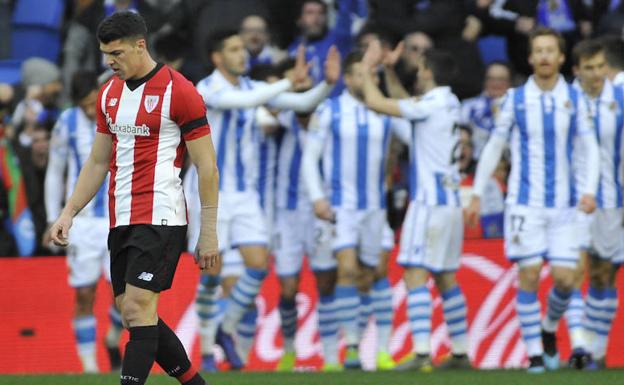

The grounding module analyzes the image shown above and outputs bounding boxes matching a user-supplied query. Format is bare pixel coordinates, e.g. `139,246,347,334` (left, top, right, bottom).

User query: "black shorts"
108,224,187,297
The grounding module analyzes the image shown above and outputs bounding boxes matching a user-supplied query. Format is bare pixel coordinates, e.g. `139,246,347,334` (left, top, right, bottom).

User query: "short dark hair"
600,35,624,70
96,11,147,44
423,50,457,86
71,70,98,104
528,27,566,54
249,63,281,82
486,60,513,79
355,24,397,48
154,33,188,62
300,0,327,15
572,39,604,66
343,51,365,75
206,29,240,55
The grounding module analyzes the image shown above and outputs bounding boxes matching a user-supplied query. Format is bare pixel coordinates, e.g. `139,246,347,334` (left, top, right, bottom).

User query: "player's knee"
552,272,576,293
280,278,299,300
433,272,457,292
75,287,95,316
589,268,610,289
315,270,337,296
518,266,541,291
337,267,358,284
121,296,155,326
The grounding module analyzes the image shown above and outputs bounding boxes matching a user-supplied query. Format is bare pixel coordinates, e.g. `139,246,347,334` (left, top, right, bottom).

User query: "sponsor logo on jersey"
105,112,150,136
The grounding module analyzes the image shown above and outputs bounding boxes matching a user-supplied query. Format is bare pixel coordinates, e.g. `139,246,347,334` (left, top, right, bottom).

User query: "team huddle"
46,10,624,385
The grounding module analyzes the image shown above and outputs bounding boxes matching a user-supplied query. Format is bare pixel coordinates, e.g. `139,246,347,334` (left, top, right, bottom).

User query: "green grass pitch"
1,370,622,385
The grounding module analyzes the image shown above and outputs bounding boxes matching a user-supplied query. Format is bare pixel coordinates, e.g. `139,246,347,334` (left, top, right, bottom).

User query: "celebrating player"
466,28,600,372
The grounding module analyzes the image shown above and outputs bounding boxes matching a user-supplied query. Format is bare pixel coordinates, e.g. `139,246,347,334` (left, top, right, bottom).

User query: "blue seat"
11,27,61,62
478,36,509,65
0,60,23,84
12,0,65,29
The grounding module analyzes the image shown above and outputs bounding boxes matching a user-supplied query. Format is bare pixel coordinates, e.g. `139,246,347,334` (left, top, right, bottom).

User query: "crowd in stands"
1,0,624,256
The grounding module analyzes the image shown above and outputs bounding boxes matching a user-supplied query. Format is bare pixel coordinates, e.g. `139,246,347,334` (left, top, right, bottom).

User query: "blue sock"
565,289,585,349
543,288,572,333
223,268,267,334
73,315,97,368
318,294,339,365
279,298,297,352
358,292,373,338
441,285,468,355
407,285,431,355
517,289,543,357
197,274,221,355
372,278,393,353
335,285,360,346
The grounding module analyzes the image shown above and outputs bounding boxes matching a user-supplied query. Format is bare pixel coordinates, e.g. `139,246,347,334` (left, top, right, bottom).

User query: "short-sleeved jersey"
309,91,406,210
614,71,624,87
46,107,108,220
97,64,210,228
196,70,259,193
575,80,624,208
398,86,462,207
492,76,591,208
253,122,279,212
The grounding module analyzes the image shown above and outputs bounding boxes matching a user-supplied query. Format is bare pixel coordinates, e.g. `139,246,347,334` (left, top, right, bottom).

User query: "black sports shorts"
108,224,187,297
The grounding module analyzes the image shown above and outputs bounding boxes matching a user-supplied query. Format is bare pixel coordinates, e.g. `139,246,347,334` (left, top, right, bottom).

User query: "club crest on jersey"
144,95,159,113
108,98,118,107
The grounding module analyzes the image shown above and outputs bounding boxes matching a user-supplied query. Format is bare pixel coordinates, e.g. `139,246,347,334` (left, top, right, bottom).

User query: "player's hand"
49,213,73,247
313,199,335,223
578,194,597,214
324,45,341,85
195,245,221,274
462,15,482,42
464,196,481,228
290,44,311,88
362,39,383,70
382,41,404,68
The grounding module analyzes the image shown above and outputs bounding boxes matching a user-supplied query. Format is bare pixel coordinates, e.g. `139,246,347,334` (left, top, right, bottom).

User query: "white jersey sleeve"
44,112,70,222
576,99,600,196
196,76,292,110
390,117,412,144
397,97,431,121
302,102,331,202
491,89,515,139
269,81,333,113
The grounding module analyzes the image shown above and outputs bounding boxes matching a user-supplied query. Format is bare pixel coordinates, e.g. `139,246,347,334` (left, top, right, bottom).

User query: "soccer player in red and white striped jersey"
49,11,218,385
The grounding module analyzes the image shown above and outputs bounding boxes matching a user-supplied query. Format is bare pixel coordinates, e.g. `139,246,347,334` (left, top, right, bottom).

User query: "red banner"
0,239,622,373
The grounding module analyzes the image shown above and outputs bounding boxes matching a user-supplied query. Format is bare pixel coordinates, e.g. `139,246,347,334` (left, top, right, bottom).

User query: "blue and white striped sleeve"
492,89,515,139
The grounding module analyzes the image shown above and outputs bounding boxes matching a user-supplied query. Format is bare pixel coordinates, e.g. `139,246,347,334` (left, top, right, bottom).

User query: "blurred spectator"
0,0,11,59
601,34,624,85
592,0,624,36
459,126,505,239
14,124,49,255
153,31,204,84
460,61,513,158
240,15,287,71
478,0,590,76
288,0,364,95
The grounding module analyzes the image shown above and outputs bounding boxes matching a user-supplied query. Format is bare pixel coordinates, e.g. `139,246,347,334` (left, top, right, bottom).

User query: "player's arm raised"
360,39,403,117
49,132,112,246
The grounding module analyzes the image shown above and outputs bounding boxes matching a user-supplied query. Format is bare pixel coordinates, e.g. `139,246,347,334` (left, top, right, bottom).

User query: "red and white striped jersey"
96,63,210,228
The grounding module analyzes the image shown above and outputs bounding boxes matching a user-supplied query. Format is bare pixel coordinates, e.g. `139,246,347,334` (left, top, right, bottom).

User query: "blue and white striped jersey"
398,86,462,207
252,120,279,213
492,76,593,208
460,93,500,158
307,91,408,210
575,80,624,209
614,72,624,87
196,70,260,193
275,110,309,210
45,107,108,220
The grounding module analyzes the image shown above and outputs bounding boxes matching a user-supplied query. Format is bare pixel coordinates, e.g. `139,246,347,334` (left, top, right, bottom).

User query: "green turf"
0,370,622,385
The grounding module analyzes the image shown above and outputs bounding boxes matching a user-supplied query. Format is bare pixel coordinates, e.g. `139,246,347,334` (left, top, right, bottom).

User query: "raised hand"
362,38,383,70
291,44,311,87
324,45,341,85
383,41,404,67
464,196,481,228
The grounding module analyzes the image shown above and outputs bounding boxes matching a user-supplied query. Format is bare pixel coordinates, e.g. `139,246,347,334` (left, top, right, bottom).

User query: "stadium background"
1,0,624,381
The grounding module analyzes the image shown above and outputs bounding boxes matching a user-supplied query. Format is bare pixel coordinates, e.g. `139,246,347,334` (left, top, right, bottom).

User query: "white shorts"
576,211,593,250
397,203,463,273
274,206,336,277
222,248,245,278
504,205,580,268
67,217,110,287
382,222,395,252
589,208,624,260
217,191,269,251
334,208,387,268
